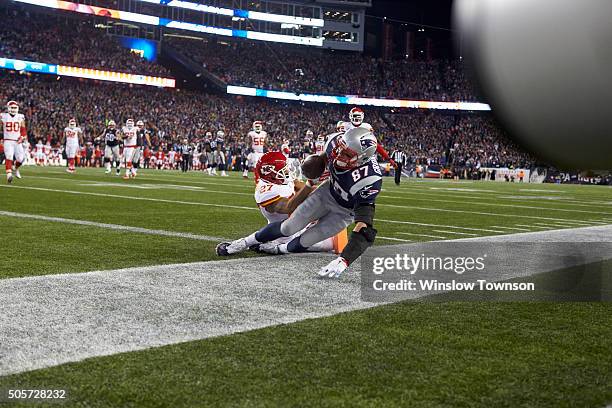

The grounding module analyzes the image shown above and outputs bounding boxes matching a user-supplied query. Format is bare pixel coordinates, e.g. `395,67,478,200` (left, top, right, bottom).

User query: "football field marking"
0,211,225,242
432,229,480,236
1,224,610,377
397,232,448,239
0,185,257,211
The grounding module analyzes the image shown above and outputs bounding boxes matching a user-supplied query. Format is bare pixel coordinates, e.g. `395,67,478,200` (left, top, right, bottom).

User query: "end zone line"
0,211,225,242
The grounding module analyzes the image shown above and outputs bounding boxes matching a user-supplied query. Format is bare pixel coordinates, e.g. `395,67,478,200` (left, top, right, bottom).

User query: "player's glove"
389,159,398,169
318,257,349,279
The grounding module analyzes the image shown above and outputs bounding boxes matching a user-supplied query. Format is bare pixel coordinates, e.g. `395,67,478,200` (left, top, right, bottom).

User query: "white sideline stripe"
0,185,257,211
2,224,610,377
377,219,505,234
515,224,549,229
490,226,532,232
377,236,412,242
432,230,479,236
397,232,447,239
0,211,225,242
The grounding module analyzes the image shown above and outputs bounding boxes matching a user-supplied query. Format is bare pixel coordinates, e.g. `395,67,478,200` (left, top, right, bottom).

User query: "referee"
390,147,407,185
179,139,192,172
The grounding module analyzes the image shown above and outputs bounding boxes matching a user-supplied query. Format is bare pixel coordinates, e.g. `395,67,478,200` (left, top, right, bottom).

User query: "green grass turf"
1,166,610,278
0,302,610,407
1,167,611,407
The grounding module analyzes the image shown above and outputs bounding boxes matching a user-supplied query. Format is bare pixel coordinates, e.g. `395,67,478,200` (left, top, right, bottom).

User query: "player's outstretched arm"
318,203,377,279
268,182,314,215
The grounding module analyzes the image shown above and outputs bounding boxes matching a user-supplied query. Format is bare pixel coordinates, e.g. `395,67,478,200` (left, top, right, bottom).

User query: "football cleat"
105,169,111,174
6,173,13,184
14,169,21,179
216,238,248,256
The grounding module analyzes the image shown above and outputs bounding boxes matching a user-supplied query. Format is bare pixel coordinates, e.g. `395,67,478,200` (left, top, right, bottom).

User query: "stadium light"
0,57,176,88
13,0,323,47
136,0,325,27
226,85,492,111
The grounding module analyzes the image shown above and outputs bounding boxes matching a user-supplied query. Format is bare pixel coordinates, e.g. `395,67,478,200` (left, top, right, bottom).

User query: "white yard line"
490,226,532,232
431,230,480,236
378,201,610,223
376,219,507,234
515,224,550,229
0,211,225,242
377,236,412,242
397,232,447,239
0,185,257,211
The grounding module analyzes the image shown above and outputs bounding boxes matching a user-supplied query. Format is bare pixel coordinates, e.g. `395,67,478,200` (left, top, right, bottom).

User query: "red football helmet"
349,107,364,126
255,151,290,185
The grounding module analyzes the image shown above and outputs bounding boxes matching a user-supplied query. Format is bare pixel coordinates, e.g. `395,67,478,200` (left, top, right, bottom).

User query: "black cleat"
7,174,13,184
216,242,231,256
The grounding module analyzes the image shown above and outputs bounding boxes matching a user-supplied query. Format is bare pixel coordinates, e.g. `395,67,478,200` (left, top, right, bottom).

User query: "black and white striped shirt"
391,150,407,166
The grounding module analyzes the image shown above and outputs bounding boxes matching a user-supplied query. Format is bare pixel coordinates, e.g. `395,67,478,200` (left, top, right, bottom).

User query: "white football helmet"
317,134,326,143
108,120,116,129
136,120,145,129
205,131,212,138
253,121,263,133
126,118,135,127
336,121,346,133
331,127,377,170
216,130,225,138
7,100,19,115
68,118,77,127
349,107,364,126
305,130,314,139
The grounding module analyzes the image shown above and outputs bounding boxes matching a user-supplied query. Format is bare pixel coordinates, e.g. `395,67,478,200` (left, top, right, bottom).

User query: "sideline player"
251,151,347,254
344,107,396,168
121,119,138,179
243,121,267,178
101,120,121,175
0,101,26,183
132,120,150,178
62,118,83,173
217,127,381,279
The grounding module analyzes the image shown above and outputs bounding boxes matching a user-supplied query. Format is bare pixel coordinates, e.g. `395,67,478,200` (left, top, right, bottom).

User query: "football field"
1,167,611,407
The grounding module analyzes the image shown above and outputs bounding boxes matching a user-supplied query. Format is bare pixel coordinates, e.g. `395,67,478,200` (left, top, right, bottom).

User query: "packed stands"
0,8,170,77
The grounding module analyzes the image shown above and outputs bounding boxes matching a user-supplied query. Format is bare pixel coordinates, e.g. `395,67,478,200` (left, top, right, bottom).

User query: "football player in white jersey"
343,107,373,133
241,151,347,254
121,119,138,179
243,121,267,178
35,140,45,166
0,101,26,183
343,107,396,168
61,118,84,173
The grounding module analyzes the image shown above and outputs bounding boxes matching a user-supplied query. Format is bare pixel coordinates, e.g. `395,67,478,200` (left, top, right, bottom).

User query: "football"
301,154,326,179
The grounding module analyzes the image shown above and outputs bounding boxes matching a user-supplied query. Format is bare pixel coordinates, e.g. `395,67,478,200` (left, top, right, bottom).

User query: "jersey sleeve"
255,183,282,208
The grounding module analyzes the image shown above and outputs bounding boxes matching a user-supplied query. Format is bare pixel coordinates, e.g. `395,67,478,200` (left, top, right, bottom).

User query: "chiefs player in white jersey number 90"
0,101,27,183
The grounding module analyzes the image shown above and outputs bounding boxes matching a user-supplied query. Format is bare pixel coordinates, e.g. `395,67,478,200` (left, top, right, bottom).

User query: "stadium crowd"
0,8,170,77
168,38,480,101
1,73,531,172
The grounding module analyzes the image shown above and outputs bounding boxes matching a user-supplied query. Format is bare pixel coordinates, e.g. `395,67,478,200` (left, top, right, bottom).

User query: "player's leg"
104,146,112,173
4,141,15,183
65,145,75,173
132,148,141,177
14,143,25,179
216,182,332,256
113,146,121,175
123,148,134,179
